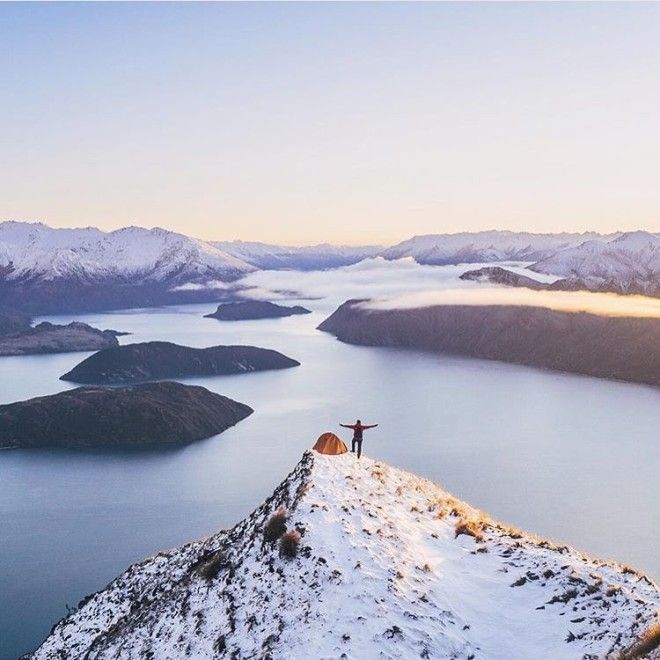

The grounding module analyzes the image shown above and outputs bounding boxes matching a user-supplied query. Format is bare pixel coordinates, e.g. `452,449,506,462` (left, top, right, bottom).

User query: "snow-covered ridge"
213,240,382,270
29,451,659,659
531,231,660,295
382,230,616,265
0,221,254,284
3,222,659,297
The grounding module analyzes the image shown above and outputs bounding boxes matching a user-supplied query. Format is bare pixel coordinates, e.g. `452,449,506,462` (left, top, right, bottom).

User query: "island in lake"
205,300,311,321
318,299,660,387
0,314,123,357
0,321,124,356
61,341,300,384
0,382,253,449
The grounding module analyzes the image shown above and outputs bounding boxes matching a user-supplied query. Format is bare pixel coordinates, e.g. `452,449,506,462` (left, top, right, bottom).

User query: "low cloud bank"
237,257,507,310
231,257,660,318
359,288,660,319
170,280,231,292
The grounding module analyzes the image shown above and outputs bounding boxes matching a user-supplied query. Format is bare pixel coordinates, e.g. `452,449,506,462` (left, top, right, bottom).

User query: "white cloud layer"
239,258,660,319
360,288,660,318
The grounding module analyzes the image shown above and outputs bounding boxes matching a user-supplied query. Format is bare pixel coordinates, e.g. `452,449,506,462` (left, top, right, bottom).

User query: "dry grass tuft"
197,552,225,581
264,506,288,543
620,622,660,659
454,518,485,543
371,467,385,481
279,529,301,560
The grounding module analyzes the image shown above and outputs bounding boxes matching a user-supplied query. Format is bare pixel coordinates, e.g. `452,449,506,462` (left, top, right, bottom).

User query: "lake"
1,262,658,659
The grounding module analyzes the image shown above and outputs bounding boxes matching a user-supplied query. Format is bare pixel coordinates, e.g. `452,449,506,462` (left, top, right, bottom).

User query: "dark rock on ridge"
460,266,547,289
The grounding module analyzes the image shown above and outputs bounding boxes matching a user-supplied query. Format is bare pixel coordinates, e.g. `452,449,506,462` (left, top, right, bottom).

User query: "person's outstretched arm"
365,423,379,429
340,423,353,428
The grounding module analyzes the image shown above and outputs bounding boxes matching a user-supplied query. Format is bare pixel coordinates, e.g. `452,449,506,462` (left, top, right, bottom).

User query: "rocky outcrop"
460,265,660,299
204,300,312,321
0,321,121,356
460,265,660,298
61,341,300,384
0,382,253,449
27,452,660,659
318,300,660,387
460,266,548,289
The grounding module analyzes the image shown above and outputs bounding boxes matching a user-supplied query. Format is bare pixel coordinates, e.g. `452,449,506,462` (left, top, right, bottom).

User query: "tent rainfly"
313,432,348,455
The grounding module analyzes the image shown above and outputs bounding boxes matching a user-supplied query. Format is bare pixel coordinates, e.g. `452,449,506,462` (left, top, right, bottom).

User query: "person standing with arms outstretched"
340,419,378,459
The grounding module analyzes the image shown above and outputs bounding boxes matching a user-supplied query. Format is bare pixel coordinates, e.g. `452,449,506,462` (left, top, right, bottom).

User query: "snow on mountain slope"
531,231,660,294
214,240,382,271
29,451,659,660
382,231,613,265
0,222,254,284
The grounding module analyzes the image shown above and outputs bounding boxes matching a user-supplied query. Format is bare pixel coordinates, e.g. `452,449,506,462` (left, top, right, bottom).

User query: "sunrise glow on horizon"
2,2,660,244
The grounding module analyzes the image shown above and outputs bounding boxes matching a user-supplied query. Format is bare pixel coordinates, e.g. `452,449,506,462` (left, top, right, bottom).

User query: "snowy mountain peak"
612,230,660,247
0,221,254,285
381,230,614,265
531,231,660,295
29,451,660,659
214,240,382,270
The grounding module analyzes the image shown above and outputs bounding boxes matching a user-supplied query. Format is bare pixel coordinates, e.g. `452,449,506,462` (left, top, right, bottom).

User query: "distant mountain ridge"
381,230,616,265
530,231,660,296
2,222,659,313
213,240,381,270
2,223,620,284
0,221,254,285
0,221,259,313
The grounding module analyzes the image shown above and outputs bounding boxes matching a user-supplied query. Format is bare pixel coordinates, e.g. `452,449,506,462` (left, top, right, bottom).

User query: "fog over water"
239,258,556,305
1,260,658,659
360,287,660,317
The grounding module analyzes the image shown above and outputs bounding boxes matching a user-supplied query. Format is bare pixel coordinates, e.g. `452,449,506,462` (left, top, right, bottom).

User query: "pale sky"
1,2,660,245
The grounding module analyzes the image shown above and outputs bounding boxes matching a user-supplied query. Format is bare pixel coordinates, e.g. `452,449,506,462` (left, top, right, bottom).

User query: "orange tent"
313,432,348,455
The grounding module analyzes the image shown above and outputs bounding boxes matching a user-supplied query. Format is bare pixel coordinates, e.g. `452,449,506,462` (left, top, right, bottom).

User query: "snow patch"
29,452,660,660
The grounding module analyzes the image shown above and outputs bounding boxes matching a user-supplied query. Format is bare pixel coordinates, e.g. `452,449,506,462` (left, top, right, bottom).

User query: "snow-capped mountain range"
531,231,660,296
381,230,615,265
1,222,659,313
214,240,381,271
29,451,660,659
0,221,254,285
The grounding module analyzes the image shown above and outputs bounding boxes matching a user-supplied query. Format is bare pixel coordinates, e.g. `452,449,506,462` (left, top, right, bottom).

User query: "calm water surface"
1,268,659,658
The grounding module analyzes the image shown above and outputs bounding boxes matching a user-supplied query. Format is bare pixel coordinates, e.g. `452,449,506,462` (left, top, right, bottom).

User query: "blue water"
1,291,659,658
